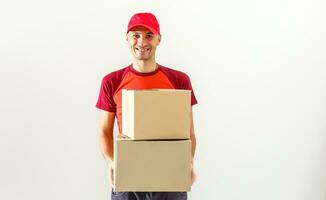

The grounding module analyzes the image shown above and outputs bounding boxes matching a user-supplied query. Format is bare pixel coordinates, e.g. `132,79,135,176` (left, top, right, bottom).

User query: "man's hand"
108,162,115,187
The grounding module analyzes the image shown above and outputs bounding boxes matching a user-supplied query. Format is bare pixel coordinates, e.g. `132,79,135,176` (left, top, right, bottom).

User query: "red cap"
127,13,160,35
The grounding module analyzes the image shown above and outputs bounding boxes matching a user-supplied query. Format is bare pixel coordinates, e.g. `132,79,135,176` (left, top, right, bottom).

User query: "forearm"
99,111,115,164
100,131,114,163
190,129,196,165
190,109,196,165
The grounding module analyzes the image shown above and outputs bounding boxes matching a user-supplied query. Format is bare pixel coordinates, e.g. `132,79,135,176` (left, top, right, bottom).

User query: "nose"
137,35,147,46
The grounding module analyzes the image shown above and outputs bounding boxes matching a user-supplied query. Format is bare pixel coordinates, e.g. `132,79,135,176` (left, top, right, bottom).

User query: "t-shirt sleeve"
180,74,198,106
95,76,116,112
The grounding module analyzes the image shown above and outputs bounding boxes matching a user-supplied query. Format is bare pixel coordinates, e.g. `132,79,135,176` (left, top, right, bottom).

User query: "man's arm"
190,108,197,185
99,111,115,164
190,109,196,163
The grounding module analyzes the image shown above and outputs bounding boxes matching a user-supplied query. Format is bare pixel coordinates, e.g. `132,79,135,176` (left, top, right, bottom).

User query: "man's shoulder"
159,65,190,79
159,65,193,89
101,65,130,83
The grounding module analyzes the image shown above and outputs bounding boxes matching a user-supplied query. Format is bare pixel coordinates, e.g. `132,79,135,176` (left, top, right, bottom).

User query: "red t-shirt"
96,64,198,133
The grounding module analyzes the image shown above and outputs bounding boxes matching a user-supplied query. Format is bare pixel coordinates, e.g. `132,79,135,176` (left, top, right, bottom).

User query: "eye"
146,34,154,39
133,34,140,39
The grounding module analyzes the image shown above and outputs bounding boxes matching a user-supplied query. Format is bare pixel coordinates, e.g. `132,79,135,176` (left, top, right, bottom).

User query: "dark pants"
111,190,187,200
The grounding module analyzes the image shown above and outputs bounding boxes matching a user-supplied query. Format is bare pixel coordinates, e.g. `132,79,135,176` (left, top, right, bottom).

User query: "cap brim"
127,24,159,34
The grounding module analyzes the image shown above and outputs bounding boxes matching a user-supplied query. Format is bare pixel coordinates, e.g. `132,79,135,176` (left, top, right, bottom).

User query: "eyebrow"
132,31,153,35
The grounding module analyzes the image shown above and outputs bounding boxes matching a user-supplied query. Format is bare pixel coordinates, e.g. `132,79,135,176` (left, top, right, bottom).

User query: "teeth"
136,47,149,51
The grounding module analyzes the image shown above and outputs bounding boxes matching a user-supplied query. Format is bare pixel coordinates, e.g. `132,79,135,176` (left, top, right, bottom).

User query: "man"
96,12,198,200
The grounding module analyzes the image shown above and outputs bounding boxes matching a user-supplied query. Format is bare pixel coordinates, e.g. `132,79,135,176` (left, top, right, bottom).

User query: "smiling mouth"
135,47,150,52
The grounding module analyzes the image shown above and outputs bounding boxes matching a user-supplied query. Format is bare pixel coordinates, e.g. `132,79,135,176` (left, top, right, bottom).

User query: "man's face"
126,26,161,61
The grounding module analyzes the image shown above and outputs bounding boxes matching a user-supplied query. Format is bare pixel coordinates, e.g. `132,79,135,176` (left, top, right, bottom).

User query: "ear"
157,34,162,44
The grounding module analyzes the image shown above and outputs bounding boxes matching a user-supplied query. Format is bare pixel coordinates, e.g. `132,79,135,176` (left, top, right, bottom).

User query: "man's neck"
132,59,158,73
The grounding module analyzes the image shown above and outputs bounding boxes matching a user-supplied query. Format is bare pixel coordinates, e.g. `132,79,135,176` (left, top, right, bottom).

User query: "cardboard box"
122,89,191,140
113,138,191,192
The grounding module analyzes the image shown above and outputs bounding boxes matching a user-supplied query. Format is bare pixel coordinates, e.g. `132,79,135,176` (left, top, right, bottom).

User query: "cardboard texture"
122,89,191,140
113,138,191,192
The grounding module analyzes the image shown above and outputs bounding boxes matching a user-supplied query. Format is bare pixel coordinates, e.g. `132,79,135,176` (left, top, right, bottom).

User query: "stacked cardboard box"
113,89,192,192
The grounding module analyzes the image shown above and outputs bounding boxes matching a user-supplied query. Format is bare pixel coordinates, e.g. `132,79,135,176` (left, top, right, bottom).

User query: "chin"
135,57,151,61
134,54,152,60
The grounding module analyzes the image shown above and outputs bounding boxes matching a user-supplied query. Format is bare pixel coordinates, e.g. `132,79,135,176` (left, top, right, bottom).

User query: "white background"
1,0,326,199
